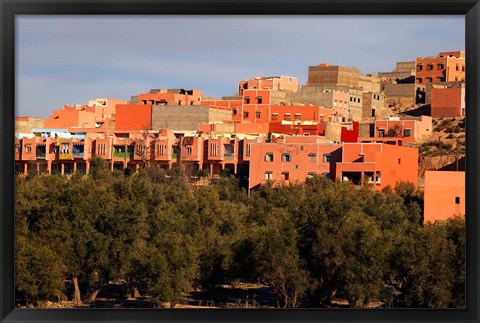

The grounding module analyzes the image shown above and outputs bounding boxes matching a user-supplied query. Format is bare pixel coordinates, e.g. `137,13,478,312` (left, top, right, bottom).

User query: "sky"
16,15,465,118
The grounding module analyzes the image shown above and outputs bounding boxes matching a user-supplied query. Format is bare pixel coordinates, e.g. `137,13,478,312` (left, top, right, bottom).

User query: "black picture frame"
1,0,479,322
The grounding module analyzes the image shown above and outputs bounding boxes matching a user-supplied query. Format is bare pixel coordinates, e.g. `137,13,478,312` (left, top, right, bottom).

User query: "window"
403,129,412,137
426,77,433,83
232,108,238,116
210,143,218,156
416,77,423,83
455,196,460,204
284,113,291,120
308,153,317,162
25,145,32,153
282,153,291,162
358,98,361,104
323,154,331,163
265,171,273,180
243,111,249,118
265,152,274,162
438,63,444,70
246,144,251,157
427,64,433,71
158,144,165,155
294,113,301,120
61,143,69,154
282,172,289,180
417,64,423,71
375,172,381,184
224,144,234,156
186,146,193,155
256,97,263,104
462,65,465,72
438,77,445,82
288,77,292,83
456,64,459,71
15,145,20,153
398,158,401,164
455,76,459,81
256,110,261,118
272,113,278,120
244,96,250,104
379,129,385,137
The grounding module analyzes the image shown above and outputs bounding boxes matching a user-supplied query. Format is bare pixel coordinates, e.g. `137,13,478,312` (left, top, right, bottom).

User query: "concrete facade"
238,75,299,96
424,171,465,224
15,117,45,134
151,105,232,131
430,87,465,118
307,63,380,93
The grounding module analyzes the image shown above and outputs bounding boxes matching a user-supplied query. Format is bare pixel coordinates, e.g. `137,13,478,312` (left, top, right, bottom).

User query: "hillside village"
15,50,466,225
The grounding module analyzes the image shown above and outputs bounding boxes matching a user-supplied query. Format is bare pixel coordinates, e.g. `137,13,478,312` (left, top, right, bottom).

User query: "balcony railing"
224,154,235,161
59,154,73,160
36,152,46,158
113,151,132,158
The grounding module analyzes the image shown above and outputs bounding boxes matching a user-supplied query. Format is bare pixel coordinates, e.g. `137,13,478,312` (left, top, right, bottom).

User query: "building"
415,51,465,86
372,116,432,143
247,136,418,191
306,63,380,93
238,75,299,96
15,117,45,134
378,61,416,83
423,171,465,224
248,136,341,190
132,88,203,106
335,142,419,191
430,86,466,118
152,105,232,131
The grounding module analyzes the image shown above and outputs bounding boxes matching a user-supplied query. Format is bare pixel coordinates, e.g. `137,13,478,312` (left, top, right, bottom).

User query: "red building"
430,86,465,117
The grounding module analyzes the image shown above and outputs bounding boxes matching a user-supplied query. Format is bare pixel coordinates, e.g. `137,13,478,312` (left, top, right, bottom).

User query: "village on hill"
15,50,466,309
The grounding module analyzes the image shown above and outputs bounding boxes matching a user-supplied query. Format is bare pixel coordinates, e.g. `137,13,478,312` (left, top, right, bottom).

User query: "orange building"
44,105,97,128
335,142,419,191
423,171,465,224
373,116,432,143
415,51,465,85
248,136,341,190
44,98,126,129
270,105,335,123
430,86,465,117
136,88,202,106
15,131,95,175
238,75,299,96
115,104,153,131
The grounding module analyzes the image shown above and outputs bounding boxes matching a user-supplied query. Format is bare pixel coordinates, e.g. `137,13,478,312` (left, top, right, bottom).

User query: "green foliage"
15,173,465,309
15,236,65,305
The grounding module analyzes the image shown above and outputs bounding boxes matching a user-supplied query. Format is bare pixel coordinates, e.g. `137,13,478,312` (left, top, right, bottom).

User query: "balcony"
72,146,84,158
36,147,46,159
113,151,132,158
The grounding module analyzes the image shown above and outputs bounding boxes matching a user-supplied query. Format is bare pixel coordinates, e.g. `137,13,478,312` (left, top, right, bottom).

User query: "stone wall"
152,105,232,131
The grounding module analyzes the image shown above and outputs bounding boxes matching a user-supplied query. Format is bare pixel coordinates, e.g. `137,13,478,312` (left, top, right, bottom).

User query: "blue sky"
16,15,465,118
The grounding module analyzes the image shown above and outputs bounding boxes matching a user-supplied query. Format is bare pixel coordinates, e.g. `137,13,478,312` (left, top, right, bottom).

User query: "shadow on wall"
439,156,465,172
399,104,431,117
